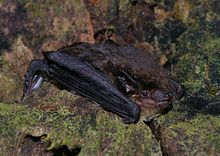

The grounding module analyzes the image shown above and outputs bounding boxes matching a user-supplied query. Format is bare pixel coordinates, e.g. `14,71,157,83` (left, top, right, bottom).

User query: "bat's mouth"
130,89,172,121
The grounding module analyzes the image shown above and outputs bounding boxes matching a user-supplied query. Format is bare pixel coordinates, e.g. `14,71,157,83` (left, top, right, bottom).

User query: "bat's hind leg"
22,59,49,101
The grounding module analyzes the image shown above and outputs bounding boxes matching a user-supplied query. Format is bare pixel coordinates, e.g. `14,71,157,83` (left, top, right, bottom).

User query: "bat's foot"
22,60,49,102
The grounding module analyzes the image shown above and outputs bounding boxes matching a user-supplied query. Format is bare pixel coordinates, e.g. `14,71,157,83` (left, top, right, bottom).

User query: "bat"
22,39,183,123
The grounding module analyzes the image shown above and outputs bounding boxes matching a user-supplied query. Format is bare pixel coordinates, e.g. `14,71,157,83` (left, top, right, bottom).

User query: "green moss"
203,36,220,52
152,1,220,153
26,3,47,19
119,0,130,11
0,101,162,155
0,73,19,103
172,21,220,95
75,111,161,156
156,107,220,154
173,0,192,24
0,53,22,103
24,1,66,18
69,0,84,14
158,112,220,154
0,103,43,155
25,84,161,155
43,109,161,155
172,115,220,141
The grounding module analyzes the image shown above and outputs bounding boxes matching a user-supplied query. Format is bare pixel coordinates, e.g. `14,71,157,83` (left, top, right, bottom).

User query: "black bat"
22,39,183,123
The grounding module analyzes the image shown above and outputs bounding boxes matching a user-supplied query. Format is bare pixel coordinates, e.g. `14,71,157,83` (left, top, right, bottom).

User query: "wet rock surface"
0,0,220,155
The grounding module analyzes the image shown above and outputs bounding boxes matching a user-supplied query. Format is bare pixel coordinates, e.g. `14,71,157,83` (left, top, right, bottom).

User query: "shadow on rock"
177,95,220,118
18,135,81,156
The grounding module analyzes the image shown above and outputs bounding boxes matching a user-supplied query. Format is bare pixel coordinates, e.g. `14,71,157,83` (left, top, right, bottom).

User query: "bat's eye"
141,90,147,97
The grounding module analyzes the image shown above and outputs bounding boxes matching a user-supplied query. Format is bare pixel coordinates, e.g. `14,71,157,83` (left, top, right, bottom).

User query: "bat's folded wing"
44,52,140,123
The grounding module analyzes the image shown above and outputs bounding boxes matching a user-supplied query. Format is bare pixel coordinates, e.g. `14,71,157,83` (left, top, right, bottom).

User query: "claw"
21,60,47,102
26,75,43,96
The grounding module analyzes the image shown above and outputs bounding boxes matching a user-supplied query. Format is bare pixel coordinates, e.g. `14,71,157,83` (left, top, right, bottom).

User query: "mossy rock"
150,0,220,155
156,110,220,155
0,101,162,156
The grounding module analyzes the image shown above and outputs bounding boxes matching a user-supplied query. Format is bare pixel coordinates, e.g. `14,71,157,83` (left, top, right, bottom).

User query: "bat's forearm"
47,53,140,123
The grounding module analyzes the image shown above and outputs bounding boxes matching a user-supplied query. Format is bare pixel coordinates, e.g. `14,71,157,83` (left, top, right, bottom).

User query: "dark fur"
56,40,178,93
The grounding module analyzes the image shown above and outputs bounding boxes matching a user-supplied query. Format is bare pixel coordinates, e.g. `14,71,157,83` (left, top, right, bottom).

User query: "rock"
0,101,162,155
149,0,220,155
0,36,33,102
3,36,34,79
0,0,220,155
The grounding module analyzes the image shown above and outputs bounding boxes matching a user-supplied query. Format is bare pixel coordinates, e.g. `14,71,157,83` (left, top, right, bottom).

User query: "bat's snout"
130,89,172,121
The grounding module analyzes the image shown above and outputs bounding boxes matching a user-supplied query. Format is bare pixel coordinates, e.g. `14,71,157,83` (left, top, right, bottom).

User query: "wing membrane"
45,52,140,123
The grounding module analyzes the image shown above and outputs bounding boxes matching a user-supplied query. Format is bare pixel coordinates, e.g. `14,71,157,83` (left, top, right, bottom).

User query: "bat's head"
117,72,184,122
131,83,183,121
131,88,172,121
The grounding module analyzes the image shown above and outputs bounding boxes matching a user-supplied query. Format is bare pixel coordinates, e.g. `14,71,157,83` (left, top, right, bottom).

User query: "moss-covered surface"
0,102,161,156
156,111,220,155
0,55,20,103
0,0,220,155
149,0,220,155
173,21,220,96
